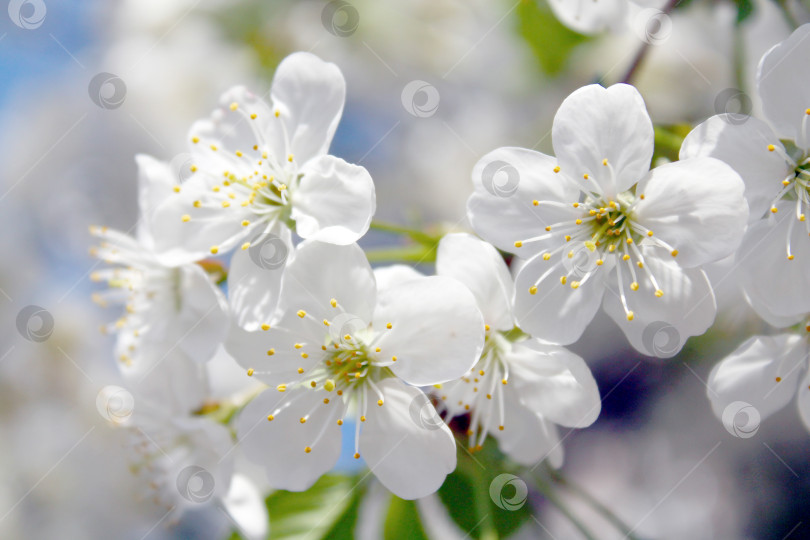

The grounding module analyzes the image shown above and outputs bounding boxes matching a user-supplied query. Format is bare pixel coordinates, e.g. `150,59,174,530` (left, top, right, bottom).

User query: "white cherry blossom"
467,83,748,356
90,155,228,377
227,240,485,499
432,234,601,465
151,52,376,265
682,23,810,322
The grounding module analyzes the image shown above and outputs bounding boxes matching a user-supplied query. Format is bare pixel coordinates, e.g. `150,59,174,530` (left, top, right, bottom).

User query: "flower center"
765,135,810,261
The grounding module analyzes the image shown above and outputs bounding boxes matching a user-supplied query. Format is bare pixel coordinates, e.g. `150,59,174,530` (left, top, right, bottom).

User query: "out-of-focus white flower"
468,83,748,356
228,240,485,499
90,155,228,376
431,233,600,465
151,52,376,264
707,324,810,434
682,24,810,324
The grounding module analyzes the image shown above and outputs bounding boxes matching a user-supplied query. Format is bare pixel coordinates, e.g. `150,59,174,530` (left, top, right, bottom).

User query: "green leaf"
516,0,590,75
437,441,533,538
383,496,431,540
734,0,755,25
263,474,366,540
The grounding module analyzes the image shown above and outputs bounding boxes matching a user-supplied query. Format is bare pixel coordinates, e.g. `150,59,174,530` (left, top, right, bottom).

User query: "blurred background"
1,0,809,538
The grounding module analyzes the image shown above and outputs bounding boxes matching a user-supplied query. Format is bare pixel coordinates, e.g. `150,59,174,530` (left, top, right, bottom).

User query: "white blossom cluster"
89,24,810,533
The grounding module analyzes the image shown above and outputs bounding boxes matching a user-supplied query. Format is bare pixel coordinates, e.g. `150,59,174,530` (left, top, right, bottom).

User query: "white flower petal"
547,0,628,35
270,52,346,164
151,176,263,265
494,394,564,467
226,326,319,386
277,240,376,324
467,147,580,256
373,265,424,294
372,276,485,386
707,334,806,423
176,264,229,363
513,255,608,345
508,339,601,427
236,387,344,492
221,474,270,540
757,23,810,146
738,205,810,320
359,378,456,500
634,157,749,268
436,233,515,331
601,252,717,358
228,223,292,331
680,114,791,221
797,368,810,433
135,154,177,249
292,155,376,245
552,84,654,199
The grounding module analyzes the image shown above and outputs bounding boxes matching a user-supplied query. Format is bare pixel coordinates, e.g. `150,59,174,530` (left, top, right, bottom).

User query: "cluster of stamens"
246,297,398,458
514,161,679,321
180,102,298,255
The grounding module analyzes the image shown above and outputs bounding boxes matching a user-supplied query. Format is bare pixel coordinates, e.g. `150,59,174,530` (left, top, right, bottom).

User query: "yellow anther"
330,298,338,307
630,282,639,291
210,246,219,254
788,254,795,260
210,144,218,151
193,200,202,208
323,319,330,326
545,226,552,232
386,322,393,329
771,207,779,213
543,253,551,261
553,166,561,173
567,251,574,259
596,259,604,266
626,312,634,321
514,241,523,248
533,200,539,206
573,202,580,208
261,324,271,331
324,379,336,392
246,368,254,376
229,102,238,111
277,384,286,392
560,276,567,285
310,381,317,387
181,214,191,222
570,281,581,289
173,186,181,193
301,352,309,359
212,185,220,192
353,452,360,459
297,310,306,318
776,376,782,382
294,343,303,349
287,154,294,162
655,289,664,297
565,235,572,242
768,144,775,152
235,150,243,157
305,446,312,453
484,325,490,331
626,238,633,244
575,219,582,225
502,378,508,385
392,356,398,362
637,261,644,268
360,416,366,422
241,220,250,227
671,249,679,257
300,417,307,424
274,109,280,117
377,399,383,406
190,165,197,172
267,414,274,421
602,158,608,166
583,174,589,180
529,286,538,295
623,254,630,261
191,136,200,144
267,348,275,356
222,201,230,208
375,347,381,352
647,231,653,237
